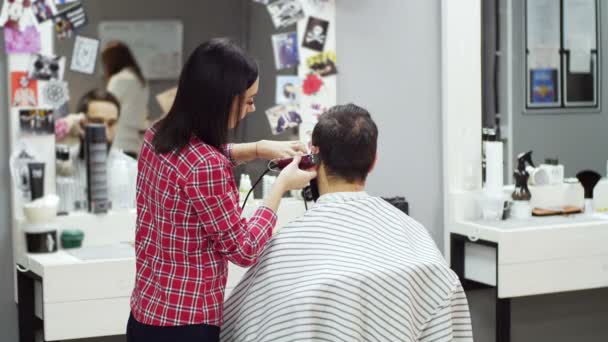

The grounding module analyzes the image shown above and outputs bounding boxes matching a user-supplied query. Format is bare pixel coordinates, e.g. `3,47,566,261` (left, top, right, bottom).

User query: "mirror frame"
441,0,483,259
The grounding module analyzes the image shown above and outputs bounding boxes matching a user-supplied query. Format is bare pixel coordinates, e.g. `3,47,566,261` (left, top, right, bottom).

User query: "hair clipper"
268,154,320,202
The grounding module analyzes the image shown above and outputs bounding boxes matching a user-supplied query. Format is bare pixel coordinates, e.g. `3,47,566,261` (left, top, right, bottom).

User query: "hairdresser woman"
127,39,316,342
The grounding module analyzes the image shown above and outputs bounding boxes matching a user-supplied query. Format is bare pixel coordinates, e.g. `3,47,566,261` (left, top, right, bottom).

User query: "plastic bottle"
239,174,252,200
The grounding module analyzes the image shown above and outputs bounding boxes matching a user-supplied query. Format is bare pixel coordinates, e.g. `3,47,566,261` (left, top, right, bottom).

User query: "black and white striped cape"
221,192,473,342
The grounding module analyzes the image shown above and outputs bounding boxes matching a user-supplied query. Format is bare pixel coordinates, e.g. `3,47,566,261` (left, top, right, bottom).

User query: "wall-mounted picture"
19,109,55,135
53,2,87,39
0,0,36,31
276,75,301,104
29,53,65,81
4,25,41,54
70,35,99,74
41,80,70,108
302,16,329,52
272,31,299,70
306,51,337,76
530,68,558,104
32,0,57,24
266,104,303,135
267,0,305,29
11,71,38,108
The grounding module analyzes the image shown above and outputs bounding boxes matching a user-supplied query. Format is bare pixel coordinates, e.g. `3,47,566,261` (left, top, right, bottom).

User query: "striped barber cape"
221,192,473,342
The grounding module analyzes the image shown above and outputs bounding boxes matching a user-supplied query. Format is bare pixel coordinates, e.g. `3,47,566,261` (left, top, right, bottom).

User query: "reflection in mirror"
53,0,308,212
484,0,607,188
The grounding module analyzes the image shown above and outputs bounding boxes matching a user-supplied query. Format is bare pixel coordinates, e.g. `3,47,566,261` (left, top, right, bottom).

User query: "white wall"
336,0,444,244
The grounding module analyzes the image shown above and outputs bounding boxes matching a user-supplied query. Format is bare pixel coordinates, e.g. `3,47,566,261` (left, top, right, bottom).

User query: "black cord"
241,169,271,210
304,198,308,210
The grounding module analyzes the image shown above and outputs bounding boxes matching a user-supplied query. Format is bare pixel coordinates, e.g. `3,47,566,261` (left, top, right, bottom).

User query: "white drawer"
43,259,135,303
499,254,608,298
44,297,130,341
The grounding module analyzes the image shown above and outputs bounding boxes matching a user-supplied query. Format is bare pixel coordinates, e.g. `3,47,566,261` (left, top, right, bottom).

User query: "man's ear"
311,145,320,155
369,150,378,173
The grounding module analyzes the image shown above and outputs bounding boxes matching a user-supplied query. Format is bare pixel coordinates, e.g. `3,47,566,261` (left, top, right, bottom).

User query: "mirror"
49,0,330,212
483,0,607,185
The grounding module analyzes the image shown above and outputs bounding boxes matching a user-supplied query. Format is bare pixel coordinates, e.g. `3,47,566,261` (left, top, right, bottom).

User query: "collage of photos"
256,0,337,137
1,0,100,140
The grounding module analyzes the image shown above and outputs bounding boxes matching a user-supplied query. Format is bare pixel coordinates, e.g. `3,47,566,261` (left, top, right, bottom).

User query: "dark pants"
127,313,220,342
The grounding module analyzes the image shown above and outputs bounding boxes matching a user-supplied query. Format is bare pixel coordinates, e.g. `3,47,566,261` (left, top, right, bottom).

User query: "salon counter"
14,199,308,342
447,191,608,342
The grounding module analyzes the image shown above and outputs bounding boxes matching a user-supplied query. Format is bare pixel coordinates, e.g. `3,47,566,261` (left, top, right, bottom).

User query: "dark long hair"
152,38,258,154
101,41,146,86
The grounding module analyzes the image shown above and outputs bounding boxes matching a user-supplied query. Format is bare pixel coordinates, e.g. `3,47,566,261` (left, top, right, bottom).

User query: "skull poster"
302,16,329,52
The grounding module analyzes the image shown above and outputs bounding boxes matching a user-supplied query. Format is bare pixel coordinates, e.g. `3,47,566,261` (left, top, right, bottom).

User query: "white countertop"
467,213,608,231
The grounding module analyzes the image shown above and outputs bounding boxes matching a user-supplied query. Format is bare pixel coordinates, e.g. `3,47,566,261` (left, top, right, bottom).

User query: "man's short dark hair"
77,89,121,117
312,104,378,183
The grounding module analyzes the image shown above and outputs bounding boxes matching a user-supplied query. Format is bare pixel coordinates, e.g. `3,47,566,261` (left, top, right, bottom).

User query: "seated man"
221,104,473,342
55,89,137,211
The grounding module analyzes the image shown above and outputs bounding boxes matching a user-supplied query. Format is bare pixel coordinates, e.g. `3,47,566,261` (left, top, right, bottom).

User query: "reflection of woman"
102,42,150,158
128,39,316,342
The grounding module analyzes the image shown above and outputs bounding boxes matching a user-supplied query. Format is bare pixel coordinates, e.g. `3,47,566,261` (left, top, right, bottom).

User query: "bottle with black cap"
56,145,75,214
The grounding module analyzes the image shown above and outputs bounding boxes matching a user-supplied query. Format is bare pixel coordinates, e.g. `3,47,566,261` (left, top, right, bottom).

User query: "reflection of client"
276,108,302,133
55,89,137,211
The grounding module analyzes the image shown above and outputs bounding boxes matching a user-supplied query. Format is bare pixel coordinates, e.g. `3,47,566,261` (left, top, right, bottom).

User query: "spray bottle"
511,151,534,219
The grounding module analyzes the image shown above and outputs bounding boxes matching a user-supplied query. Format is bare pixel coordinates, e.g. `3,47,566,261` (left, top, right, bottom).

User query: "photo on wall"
272,31,299,70
53,2,87,39
530,68,558,104
41,80,70,108
11,71,38,108
0,0,36,31
32,0,57,24
54,0,79,4
276,76,301,104
70,35,99,74
302,16,329,52
267,0,305,29
29,53,65,81
19,109,55,135
4,25,41,54
306,50,337,76
266,104,303,135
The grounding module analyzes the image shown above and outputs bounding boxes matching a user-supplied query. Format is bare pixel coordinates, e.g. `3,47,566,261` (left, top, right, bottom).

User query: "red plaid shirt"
130,129,277,327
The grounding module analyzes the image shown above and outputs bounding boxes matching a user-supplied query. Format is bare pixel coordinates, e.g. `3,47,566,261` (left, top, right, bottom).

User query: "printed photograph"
29,53,65,81
276,75,301,104
265,104,303,135
267,0,305,29
11,71,38,108
302,16,329,52
19,109,55,135
272,31,299,70
306,50,337,76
